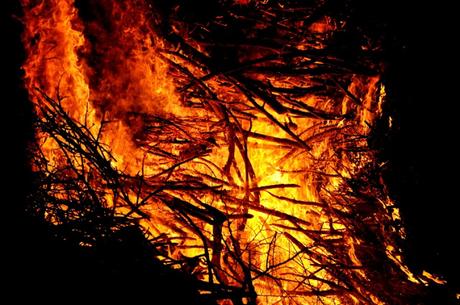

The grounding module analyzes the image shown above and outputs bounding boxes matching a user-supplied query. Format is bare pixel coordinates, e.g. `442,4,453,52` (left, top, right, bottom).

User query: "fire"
21,0,444,304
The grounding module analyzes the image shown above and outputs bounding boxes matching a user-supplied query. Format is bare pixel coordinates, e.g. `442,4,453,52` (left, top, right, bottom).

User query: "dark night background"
2,0,458,303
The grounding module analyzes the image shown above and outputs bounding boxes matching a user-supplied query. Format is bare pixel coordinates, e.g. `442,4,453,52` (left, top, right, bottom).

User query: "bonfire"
20,0,448,304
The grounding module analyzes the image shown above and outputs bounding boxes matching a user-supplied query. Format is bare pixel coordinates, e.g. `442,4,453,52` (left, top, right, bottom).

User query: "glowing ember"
21,0,445,304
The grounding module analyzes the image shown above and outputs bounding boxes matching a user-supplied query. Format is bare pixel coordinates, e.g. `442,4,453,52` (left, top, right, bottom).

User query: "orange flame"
21,0,442,304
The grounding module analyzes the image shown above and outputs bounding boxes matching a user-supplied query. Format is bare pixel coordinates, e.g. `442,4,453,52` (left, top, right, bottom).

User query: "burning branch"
20,0,445,304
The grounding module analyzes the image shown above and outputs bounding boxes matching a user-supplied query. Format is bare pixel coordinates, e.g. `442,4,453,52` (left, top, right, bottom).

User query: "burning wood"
20,0,447,304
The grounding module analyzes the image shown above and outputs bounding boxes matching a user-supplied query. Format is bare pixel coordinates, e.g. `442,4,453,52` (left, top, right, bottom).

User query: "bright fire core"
21,0,445,304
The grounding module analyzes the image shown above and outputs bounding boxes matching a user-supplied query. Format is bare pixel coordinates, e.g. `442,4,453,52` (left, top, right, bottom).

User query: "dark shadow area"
374,0,459,302
345,2,459,302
